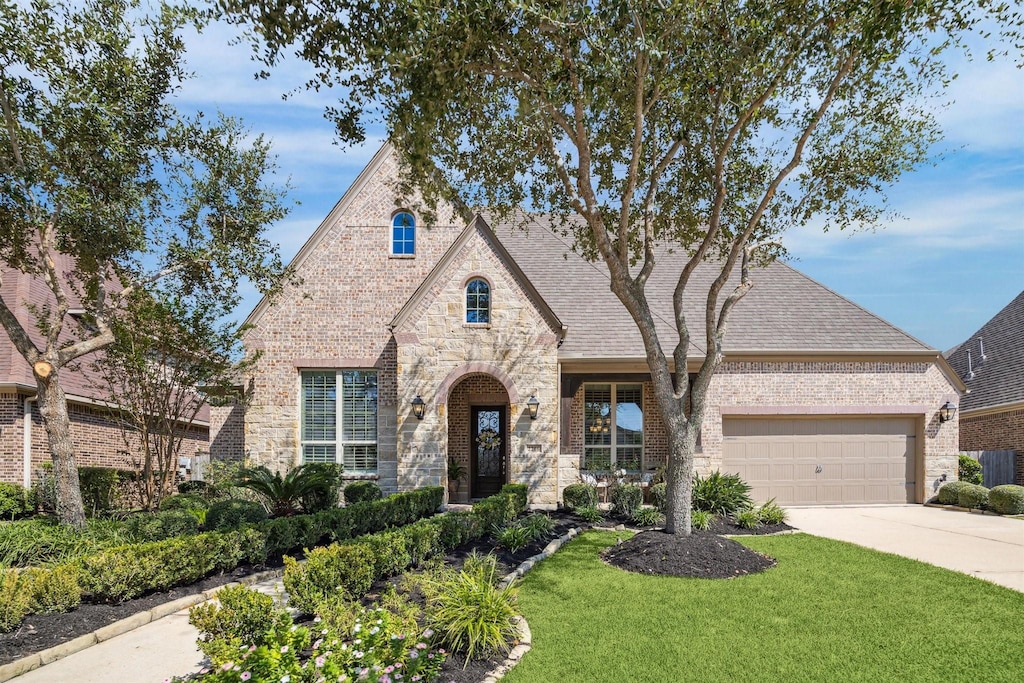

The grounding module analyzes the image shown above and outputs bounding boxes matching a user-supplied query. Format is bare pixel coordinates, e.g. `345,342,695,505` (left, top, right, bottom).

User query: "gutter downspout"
23,395,37,489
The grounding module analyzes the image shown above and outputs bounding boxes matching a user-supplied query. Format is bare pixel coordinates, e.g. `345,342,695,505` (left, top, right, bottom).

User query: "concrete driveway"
785,505,1024,592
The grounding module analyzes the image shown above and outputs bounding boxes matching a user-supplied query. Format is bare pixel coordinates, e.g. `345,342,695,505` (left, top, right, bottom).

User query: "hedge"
937,480,973,505
957,483,990,510
988,485,1024,515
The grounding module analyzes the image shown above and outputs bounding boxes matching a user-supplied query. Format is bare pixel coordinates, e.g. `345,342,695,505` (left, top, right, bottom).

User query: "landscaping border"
924,502,1010,517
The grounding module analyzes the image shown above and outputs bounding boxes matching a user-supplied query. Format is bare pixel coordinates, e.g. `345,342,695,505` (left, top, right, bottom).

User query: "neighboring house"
216,143,964,507
946,291,1024,485
0,258,209,487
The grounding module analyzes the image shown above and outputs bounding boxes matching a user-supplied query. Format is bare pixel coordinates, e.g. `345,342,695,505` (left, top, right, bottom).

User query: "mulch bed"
604,530,777,578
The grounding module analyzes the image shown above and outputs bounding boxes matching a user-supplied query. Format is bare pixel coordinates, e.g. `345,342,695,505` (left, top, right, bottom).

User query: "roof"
488,212,937,360
946,291,1024,412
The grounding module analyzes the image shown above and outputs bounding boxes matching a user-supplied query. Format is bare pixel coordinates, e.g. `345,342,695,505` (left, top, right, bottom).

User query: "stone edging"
923,502,1011,517
482,526,581,683
0,568,285,683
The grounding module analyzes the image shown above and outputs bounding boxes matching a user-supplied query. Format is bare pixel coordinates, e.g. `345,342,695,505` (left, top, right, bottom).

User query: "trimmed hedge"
204,499,268,531
611,483,643,517
123,509,200,541
988,485,1024,515
937,480,973,505
472,486,526,530
1,565,82,632
650,482,667,512
957,483,990,510
562,483,598,510
344,480,383,505
0,482,35,519
160,493,211,511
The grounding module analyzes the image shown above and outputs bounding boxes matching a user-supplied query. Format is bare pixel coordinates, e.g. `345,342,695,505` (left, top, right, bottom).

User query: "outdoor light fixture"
938,401,957,423
411,395,426,420
527,395,540,420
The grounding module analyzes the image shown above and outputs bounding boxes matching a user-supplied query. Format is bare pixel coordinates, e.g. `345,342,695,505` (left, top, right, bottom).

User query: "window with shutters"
300,370,378,473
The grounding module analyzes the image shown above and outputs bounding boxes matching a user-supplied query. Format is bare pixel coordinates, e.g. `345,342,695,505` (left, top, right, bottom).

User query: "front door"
471,405,506,498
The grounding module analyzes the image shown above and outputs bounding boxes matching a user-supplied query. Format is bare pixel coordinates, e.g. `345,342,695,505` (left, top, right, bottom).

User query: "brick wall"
960,407,1024,485
209,397,245,462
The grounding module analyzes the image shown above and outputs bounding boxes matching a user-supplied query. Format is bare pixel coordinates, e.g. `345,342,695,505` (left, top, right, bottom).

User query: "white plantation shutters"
301,370,378,473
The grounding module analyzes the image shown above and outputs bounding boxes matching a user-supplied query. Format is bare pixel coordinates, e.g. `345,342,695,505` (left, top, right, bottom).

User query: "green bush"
988,485,1024,515
78,467,133,516
735,508,762,529
189,584,276,655
343,480,383,505
692,471,753,515
958,454,984,485
0,569,32,633
299,463,343,513
427,553,520,661
501,483,529,512
576,506,604,524
631,506,664,527
493,523,533,553
0,482,35,519
937,480,972,505
691,509,714,531
204,498,268,531
611,483,643,517
22,565,81,614
159,493,210,512
123,509,200,541
650,482,667,512
0,517,132,567
437,510,484,549
283,543,376,615
562,483,598,510
473,492,519,530
757,498,788,525
957,483,990,510
521,512,555,539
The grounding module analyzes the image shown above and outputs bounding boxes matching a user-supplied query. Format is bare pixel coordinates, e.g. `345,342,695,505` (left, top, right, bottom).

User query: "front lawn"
504,532,1024,683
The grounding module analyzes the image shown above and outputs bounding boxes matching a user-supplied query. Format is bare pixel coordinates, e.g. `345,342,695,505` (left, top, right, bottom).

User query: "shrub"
958,454,984,485
937,480,973,505
283,543,375,615
190,584,276,655
735,508,762,529
427,553,520,661
0,569,32,633
501,483,529,512
650,482,667,512
611,483,643,518
691,509,714,531
123,509,200,541
957,483,990,510
438,510,484,549
521,513,556,539
22,565,81,614
205,499,268,531
493,523,533,553
234,464,336,517
692,471,753,515
159,493,210,512
988,485,1024,515
299,463,343,513
631,506,664,527
576,506,604,524
562,483,598,510
473,492,519,530
757,498,788,525
78,466,133,516
0,482,34,519
343,480,383,505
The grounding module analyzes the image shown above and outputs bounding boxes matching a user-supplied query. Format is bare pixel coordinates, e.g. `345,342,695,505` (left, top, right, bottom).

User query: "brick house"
0,257,209,488
946,291,1024,485
219,143,965,507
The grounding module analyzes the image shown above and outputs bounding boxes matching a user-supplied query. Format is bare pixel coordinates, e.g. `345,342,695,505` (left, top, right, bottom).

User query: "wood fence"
962,450,1017,488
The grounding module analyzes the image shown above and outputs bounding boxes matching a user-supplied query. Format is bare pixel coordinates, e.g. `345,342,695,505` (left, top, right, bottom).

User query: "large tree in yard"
221,0,1021,534
0,0,290,528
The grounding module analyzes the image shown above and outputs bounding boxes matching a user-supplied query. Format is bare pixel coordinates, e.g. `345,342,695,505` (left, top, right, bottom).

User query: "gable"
947,291,1024,412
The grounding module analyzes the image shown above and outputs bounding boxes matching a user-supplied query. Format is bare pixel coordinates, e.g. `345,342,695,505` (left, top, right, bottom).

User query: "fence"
962,450,1017,488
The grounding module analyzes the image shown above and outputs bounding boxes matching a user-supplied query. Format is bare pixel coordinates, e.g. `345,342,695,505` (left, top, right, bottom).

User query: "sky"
177,20,1023,354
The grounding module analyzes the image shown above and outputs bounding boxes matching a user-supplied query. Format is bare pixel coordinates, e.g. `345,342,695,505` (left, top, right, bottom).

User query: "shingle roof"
489,213,934,359
945,291,1024,411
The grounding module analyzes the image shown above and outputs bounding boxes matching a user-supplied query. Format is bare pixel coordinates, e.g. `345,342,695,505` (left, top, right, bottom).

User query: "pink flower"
281,646,289,654
241,674,251,682
221,662,234,671
316,656,326,668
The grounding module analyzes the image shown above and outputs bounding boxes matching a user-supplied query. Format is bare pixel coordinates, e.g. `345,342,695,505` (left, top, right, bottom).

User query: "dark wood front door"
471,405,506,498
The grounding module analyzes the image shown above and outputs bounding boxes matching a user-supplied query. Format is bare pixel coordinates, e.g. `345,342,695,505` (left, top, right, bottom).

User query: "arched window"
391,211,415,255
466,278,490,324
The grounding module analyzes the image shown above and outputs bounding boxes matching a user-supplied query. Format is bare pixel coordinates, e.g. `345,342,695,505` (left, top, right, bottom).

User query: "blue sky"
178,21,1023,353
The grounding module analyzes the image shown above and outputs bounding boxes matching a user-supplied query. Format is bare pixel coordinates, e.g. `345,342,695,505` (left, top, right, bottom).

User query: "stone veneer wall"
960,407,1024,486
1,390,208,485
560,360,959,502
447,374,509,503
240,147,463,484
395,226,560,506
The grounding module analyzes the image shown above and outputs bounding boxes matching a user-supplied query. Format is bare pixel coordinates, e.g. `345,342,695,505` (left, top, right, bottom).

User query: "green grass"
504,532,1024,683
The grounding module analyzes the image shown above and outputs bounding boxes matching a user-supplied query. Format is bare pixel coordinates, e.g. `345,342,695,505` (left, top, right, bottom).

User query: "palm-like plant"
232,464,331,517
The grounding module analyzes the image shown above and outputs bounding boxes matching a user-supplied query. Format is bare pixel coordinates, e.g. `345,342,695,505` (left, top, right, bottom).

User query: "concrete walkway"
786,505,1024,592
11,576,288,683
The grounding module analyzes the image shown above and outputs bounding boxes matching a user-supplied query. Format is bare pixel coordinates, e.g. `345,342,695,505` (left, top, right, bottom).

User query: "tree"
0,0,290,528
91,294,252,510
221,0,1021,534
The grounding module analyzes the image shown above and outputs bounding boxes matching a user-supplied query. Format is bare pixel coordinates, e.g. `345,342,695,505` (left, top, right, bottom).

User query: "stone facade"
960,407,1024,485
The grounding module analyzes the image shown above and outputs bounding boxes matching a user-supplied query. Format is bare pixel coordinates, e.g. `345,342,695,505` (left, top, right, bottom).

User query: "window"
583,383,643,472
391,212,415,255
465,278,490,324
301,370,378,473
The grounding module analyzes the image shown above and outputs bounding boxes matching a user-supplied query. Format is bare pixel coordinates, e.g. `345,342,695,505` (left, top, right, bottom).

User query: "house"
216,143,964,507
946,291,1024,485
0,257,209,488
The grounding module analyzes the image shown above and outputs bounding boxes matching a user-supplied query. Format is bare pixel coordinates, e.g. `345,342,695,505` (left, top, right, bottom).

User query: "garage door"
721,417,917,505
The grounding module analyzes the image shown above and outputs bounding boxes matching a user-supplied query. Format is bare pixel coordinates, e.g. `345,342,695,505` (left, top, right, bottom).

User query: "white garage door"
721,417,917,505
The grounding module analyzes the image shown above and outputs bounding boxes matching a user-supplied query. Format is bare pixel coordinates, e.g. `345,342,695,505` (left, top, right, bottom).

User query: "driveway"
785,505,1024,592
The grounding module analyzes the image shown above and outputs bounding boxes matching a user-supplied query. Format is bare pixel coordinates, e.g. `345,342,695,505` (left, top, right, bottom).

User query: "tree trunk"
36,368,87,529
664,420,696,535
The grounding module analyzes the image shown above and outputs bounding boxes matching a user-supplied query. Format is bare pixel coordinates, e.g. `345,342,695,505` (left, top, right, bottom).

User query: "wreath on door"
476,428,501,451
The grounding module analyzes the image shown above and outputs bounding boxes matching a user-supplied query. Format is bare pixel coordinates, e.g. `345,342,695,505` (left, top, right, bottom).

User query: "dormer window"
392,211,415,255
466,278,490,324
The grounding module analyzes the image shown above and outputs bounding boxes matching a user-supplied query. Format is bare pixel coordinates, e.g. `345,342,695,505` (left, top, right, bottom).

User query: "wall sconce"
411,395,426,420
938,401,957,423
527,395,540,420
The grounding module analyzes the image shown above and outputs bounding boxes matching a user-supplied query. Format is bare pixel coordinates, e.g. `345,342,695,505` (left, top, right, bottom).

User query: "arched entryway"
447,373,511,502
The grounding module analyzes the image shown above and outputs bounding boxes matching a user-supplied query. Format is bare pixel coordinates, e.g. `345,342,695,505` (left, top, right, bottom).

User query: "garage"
721,416,918,505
